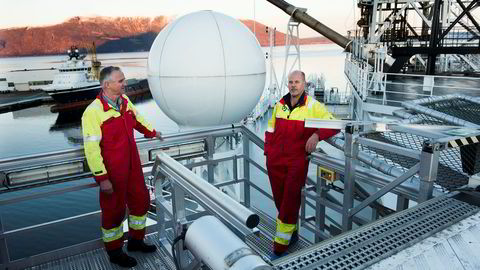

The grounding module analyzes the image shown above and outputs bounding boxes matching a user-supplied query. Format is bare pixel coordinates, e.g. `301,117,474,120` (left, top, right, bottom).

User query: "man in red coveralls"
82,66,163,268
264,70,339,256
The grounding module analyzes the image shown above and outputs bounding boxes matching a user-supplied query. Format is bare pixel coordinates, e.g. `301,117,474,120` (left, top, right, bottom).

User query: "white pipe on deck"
185,216,270,270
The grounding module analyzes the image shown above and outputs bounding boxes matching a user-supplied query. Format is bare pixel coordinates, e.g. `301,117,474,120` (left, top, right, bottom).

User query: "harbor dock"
0,79,152,113
0,91,53,113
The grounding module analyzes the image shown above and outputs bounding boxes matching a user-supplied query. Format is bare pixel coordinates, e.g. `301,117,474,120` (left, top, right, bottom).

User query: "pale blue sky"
2,0,358,37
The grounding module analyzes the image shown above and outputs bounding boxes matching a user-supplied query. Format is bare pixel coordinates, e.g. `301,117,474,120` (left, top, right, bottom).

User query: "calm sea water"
0,44,347,260
0,44,347,159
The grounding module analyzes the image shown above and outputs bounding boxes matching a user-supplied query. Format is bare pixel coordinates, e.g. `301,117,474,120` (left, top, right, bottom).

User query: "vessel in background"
43,45,101,103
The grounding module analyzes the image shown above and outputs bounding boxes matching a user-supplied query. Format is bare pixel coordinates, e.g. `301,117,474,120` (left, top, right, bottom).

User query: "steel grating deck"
16,196,480,270
422,98,480,125
360,96,480,191
366,210,480,269
25,234,175,270
362,131,469,190
272,194,480,270
246,208,311,263
24,208,310,269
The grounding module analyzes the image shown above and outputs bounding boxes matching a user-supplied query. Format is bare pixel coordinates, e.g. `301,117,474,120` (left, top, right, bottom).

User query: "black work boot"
127,239,157,253
107,248,137,268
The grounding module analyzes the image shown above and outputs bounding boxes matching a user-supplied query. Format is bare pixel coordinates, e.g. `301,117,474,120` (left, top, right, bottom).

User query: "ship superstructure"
42,46,102,103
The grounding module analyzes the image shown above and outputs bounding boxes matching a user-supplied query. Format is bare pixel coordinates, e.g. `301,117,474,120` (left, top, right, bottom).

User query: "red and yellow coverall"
82,94,157,251
264,93,338,254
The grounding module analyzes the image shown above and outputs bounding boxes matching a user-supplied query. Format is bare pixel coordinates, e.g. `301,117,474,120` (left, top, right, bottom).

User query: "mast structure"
267,0,480,74
358,0,480,74
90,42,101,80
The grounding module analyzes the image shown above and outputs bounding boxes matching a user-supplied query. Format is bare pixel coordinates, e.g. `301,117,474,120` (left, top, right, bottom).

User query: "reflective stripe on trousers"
274,218,296,245
129,214,147,230
102,222,124,242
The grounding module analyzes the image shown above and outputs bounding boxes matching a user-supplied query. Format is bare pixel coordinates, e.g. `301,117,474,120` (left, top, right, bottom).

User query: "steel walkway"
272,193,480,270
25,234,174,270
23,193,480,270
24,208,310,270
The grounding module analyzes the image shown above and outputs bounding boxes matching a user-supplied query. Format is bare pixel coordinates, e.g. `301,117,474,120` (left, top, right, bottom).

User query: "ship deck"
20,208,309,270
15,193,480,270
2,93,480,269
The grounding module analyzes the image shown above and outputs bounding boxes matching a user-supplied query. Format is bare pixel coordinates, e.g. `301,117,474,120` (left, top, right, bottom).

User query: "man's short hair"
299,71,306,82
99,66,121,85
289,70,306,82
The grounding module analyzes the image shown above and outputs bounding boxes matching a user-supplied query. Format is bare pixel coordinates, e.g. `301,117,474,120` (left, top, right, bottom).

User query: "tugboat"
43,45,101,103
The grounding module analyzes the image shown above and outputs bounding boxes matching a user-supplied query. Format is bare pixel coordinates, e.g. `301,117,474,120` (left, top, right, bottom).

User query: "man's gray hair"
99,66,122,85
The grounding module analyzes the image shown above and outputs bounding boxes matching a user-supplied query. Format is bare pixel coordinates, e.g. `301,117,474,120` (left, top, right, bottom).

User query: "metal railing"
345,57,480,109
0,124,274,269
150,151,263,269
2,120,477,268
303,119,480,240
324,89,351,105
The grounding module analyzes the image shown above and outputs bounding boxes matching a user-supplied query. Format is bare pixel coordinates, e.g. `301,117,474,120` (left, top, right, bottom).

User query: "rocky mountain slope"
0,16,332,57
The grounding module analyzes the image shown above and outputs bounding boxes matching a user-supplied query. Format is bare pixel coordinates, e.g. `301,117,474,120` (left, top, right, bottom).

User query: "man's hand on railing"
306,133,320,153
155,131,164,141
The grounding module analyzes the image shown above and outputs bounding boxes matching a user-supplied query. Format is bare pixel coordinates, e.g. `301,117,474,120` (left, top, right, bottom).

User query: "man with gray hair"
82,66,162,267
264,70,339,256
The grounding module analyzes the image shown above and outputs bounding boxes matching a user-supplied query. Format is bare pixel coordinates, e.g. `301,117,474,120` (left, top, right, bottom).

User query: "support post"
0,215,10,267
206,136,215,184
427,0,443,75
242,135,251,208
316,166,327,242
343,124,358,231
154,173,168,244
171,184,188,268
418,141,440,202
396,195,409,211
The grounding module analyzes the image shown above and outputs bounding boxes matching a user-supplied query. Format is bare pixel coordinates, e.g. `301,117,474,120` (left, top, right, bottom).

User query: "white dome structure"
147,10,266,126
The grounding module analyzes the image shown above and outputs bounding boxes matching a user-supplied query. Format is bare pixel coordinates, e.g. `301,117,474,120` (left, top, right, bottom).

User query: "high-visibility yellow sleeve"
311,100,339,140
124,95,156,138
82,104,108,183
312,100,335,120
267,102,279,133
264,102,279,156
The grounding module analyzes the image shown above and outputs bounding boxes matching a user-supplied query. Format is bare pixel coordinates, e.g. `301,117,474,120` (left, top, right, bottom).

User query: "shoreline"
0,79,151,114
0,41,336,59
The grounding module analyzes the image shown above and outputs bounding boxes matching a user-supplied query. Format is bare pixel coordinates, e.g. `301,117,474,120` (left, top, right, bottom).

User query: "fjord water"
0,44,347,159
0,44,347,259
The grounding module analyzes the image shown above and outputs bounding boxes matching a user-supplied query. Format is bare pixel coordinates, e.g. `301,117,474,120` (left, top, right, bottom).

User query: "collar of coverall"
97,91,128,112
280,91,307,112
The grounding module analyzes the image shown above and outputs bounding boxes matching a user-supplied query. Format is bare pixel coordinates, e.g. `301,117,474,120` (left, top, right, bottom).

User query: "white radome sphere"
147,10,266,126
